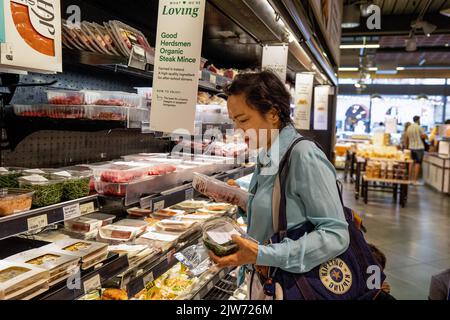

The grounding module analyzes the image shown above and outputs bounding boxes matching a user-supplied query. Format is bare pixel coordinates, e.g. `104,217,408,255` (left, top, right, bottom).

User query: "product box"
0,0,62,73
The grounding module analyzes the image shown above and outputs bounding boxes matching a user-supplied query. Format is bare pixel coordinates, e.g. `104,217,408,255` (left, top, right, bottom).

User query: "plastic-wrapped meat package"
147,164,177,176
197,92,211,105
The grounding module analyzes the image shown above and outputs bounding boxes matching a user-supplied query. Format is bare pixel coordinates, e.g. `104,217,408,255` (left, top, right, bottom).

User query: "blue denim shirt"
243,124,349,274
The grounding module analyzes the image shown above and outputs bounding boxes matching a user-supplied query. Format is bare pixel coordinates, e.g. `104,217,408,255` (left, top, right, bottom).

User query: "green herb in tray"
63,177,90,200
0,172,23,189
18,175,64,208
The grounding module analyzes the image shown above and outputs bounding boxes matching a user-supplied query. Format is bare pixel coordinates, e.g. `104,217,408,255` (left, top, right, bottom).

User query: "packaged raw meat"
109,20,154,60
83,90,143,107
46,90,85,105
151,209,185,219
155,219,198,233
98,219,147,243
90,163,151,183
192,173,250,209
90,22,121,56
64,216,104,233
77,24,105,54
104,22,128,56
147,164,177,176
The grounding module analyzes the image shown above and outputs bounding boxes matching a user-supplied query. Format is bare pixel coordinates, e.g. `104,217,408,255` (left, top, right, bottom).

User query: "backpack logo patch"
320,258,353,295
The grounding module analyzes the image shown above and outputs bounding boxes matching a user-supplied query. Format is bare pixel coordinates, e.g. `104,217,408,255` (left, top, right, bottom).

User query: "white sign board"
261,45,289,82
293,73,314,130
150,0,206,134
385,117,397,134
313,85,330,130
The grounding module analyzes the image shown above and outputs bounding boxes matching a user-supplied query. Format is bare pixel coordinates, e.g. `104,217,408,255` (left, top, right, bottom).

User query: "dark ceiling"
340,0,450,77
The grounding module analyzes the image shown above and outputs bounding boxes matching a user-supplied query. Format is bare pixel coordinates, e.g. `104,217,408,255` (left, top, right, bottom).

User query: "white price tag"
144,272,154,286
153,200,165,212
63,203,81,220
198,70,203,79
210,74,217,85
185,188,194,200
27,215,48,231
80,202,95,215
83,274,101,294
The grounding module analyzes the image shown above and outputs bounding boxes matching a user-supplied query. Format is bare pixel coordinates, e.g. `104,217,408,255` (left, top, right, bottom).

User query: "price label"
80,202,95,215
63,203,81,220
153,200,165,212
210,74,217,85
83,274,101,294
185,188,194,200
207,281,214,291
140,197,153,210
198,70,203,80
27,214,48,231
144,272,154,286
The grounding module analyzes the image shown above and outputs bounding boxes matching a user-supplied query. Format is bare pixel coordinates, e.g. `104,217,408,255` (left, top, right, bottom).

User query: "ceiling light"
339,67,359,71
405,36,417,52
354,82,362,88
396,67,405,71
441,8,450,17
340,44,380,49
342,4,360,28
368,67,378,71
445,43,449,47
412,20,437,37
371,94,383,101
360,3,373,18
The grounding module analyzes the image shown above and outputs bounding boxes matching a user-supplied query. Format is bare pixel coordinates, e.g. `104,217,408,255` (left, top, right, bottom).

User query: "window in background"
446,97,450,121
371,78,446,85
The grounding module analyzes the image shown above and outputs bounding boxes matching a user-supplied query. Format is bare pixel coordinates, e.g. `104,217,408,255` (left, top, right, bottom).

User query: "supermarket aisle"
339,176,450,300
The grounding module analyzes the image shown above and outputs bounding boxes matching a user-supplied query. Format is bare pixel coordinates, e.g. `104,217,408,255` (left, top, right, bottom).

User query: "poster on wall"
261,45,289,82
313,85,330,130
150,0,206,134
293,73,314,130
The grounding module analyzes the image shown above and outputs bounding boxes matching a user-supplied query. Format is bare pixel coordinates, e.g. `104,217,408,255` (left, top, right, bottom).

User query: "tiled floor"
339,175,450,300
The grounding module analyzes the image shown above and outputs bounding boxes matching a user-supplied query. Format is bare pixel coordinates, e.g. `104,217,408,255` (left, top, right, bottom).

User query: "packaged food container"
192,173,250,209
84,213,115,226
18,175,65,208
155,220,198,233
63,228,99,241
202,217,246,257
107,244,157,268
47,105,86,120
84,105,127,121
0,167,24,188
174,244,210,277
13,105,49,118
97,219,147,244
94,181,127,197
137,228,181,250
6,248,80,286
197,202,235,215
47,170,92,201
64,217,104,233
127,207,152,217
83,90,143,108
90,163,151,183
90,22,121,56
43,239,108,270
0,188,34,216
0,261,50,300
46,90,85,105
170,200,209,212
151,209,185,219
135,87,152,101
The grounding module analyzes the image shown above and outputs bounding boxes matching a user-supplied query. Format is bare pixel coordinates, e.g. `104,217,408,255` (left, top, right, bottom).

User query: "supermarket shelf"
37,253,129,300
190,267,234,300
203,272,239,300
0,195,99,240
363,175,413,185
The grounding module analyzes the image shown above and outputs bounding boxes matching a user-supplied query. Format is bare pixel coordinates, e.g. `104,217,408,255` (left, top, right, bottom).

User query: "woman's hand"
208,235,259,267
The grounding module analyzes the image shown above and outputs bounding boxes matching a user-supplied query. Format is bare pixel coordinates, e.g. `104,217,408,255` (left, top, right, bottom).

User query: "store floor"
338,175,450,300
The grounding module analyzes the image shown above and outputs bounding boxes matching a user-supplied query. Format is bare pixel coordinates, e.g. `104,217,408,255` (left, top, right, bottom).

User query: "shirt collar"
258,124,300,168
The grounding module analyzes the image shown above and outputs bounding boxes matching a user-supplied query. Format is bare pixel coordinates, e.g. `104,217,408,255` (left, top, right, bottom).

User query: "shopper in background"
207,70,350,299
406,116,428,185
401,122,411,150
429,269,450,300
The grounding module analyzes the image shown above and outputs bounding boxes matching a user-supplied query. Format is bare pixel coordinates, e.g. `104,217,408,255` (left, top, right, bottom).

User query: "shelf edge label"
63,203,81,220
27,214,48,231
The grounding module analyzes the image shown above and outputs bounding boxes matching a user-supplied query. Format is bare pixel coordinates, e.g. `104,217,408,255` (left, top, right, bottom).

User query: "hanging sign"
293,73,314,130
261,45,289,82
150,0,206,134
313,85,330,130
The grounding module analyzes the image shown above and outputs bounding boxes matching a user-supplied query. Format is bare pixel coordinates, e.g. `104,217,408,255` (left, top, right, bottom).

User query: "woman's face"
227,94,280,150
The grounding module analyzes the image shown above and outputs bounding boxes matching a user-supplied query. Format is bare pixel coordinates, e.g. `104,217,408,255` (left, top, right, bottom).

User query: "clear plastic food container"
47,105,85,119
18,175,65,208
46,90,85,105
155,220,197,233
64,217,104,233
83,90,143,107
0,188,34,216
46,170,92,201
98,224,144,243
202,217,246,257
150,209,185,219
90,163,151,183
84,213,115,226
84,105,127,121
0,167,24,189
94,181,127,197
13,105,49,118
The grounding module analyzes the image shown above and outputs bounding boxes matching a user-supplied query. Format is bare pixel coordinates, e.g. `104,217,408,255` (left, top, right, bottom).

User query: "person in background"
429,269,450,300
406,116,428,185
401,122,411,150
373,122,385,134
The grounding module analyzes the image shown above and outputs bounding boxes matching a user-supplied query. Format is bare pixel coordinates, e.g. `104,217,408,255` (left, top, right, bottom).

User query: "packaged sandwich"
0,260,50,300
43,239,108,270
6,248,79,286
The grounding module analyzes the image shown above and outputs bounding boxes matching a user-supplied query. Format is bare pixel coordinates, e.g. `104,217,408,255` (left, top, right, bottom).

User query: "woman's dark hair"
224,70,292,127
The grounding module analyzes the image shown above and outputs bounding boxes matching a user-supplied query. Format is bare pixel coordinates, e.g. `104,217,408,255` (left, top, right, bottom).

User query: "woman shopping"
207,71,384,300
